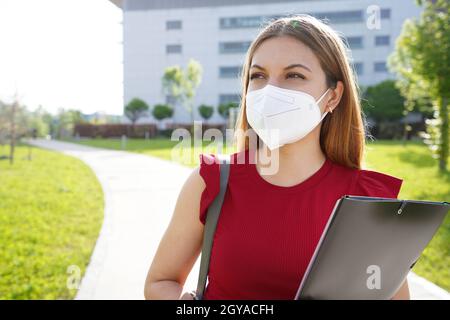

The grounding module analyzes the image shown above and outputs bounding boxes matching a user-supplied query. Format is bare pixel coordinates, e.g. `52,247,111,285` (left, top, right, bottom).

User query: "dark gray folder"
295,195,449,300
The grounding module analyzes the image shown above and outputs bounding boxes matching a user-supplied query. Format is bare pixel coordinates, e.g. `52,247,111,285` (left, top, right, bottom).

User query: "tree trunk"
132,119,136,138
402,112,408,147
438,96,448,172
190,104,194,138
189,102,199,141
9,100,16,165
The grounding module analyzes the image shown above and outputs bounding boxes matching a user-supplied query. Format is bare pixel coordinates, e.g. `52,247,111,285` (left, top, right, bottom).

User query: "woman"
144,15,410,300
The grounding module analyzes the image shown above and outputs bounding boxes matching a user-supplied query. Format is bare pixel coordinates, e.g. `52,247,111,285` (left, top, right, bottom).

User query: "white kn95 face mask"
245,84,330,150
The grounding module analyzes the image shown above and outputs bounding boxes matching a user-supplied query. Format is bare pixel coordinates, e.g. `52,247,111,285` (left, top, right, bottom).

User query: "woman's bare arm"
391,278,410,300
144,165,205,300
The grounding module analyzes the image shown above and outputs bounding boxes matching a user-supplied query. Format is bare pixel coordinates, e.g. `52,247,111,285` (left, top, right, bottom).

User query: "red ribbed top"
198,148,403,300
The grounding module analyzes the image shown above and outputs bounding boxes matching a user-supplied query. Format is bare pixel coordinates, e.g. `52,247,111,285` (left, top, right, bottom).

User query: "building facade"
110,0,422,124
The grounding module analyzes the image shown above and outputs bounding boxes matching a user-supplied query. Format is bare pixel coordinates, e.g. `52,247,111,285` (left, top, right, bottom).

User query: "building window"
219,94,240,105
219,41,251,54
220,16,263,29
374,62,388,73
346,36,363,49
375,35,390,46
166,20,182,30
219,15,282,29
166,44,182,54
353,62,363,75
219,66,242,78
380,8,391,19
312,10,363,23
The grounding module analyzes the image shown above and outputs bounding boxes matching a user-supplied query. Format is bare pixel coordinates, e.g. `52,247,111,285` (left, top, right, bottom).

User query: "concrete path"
28,139,449,300
28,138,198,300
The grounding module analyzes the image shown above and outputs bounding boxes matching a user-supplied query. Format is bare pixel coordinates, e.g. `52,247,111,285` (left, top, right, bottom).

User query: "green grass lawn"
0,145,104,299
65,137,449,290
364,140,450,291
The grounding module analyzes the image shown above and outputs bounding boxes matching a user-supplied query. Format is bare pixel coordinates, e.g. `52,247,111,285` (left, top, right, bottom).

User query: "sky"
0,0,123,115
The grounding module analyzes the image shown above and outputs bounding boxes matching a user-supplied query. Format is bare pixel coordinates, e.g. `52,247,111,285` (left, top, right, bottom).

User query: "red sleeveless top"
198,148,403,300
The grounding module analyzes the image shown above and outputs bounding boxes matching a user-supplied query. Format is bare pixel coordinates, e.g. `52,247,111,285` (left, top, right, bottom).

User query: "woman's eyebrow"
250,64,266,71
284,63,312,72
250,63,312,72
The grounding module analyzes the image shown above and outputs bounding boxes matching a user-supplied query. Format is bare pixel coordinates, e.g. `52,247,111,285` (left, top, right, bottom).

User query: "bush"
73,124,157,138
166,122,226,134
371,121,404,139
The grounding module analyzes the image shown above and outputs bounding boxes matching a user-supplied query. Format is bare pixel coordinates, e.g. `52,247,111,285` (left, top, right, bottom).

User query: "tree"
0,95,28,164
361,80,407,140
389,0,450,171
361,80,405,122
162,59,203,134
0,100,8,145
152,104,174,121
54,108,84,139
218,102,239,119
152,104,174,131
28,105,51,138
198,104,214,122
124,98,149,126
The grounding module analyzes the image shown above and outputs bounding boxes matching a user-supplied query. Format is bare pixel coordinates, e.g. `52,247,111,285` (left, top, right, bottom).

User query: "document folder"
294,195,449,300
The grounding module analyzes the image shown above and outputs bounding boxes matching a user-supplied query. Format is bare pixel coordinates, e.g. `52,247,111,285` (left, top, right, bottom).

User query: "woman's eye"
250,73,264,80
287,73,305,79
249,72,305,80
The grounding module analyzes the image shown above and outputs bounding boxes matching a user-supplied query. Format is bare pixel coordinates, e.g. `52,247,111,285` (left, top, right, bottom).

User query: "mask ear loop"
316,88,330,105
316,88,331,120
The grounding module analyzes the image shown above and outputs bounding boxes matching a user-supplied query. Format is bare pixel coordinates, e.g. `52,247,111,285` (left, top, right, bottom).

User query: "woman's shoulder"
197,153,220,224
348,165,404,199
197,150,249,224
197,150,247,186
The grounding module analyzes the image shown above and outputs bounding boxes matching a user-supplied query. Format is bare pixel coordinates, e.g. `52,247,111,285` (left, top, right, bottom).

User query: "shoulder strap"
195,153,231,300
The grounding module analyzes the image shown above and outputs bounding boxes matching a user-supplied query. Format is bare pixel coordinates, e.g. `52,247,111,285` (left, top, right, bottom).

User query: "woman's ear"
326,80,344,113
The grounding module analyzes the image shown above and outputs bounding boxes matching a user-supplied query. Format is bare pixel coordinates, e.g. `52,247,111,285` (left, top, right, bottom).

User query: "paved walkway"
28,139,449,300
29,139,198,299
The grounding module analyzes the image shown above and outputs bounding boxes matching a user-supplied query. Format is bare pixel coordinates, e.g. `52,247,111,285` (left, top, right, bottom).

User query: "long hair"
234,15,367,169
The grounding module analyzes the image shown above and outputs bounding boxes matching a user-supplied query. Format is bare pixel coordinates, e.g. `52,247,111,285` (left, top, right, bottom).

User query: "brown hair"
234,14,366,169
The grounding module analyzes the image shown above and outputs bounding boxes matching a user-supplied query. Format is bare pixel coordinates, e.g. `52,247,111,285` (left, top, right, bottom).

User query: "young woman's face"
248,35,329,102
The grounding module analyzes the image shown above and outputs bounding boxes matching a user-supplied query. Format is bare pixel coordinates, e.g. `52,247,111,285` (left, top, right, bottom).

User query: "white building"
109,0,422,124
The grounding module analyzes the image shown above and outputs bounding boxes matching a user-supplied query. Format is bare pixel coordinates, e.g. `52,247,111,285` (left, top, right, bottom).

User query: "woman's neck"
255,134,326,187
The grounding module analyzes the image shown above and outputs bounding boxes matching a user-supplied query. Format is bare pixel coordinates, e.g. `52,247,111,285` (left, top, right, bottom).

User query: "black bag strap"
195,153,231,300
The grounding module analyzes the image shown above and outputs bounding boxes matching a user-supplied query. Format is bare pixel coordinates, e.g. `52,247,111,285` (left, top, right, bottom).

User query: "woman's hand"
179,290,196,300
